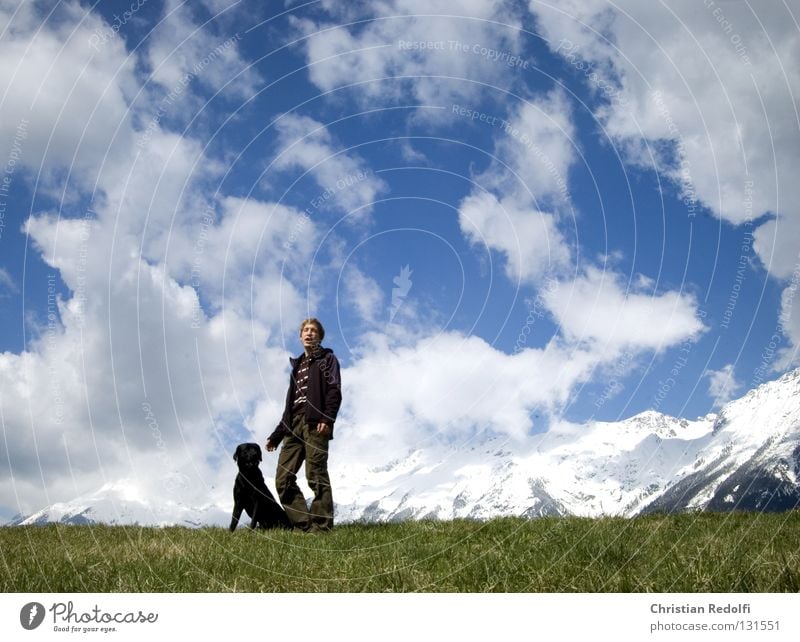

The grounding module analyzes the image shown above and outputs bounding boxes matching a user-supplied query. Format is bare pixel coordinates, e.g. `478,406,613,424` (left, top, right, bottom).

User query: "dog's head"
233,442,262,471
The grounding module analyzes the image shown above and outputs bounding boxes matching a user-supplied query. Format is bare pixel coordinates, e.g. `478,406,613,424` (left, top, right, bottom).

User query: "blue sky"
0,0,798,519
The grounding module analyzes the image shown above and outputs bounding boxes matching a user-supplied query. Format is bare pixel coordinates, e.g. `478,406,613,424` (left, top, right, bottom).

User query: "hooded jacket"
267,347,342,446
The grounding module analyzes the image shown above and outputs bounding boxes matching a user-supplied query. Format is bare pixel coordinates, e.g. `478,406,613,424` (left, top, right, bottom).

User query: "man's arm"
312,353,341,437
322,353,342,422
266,425,286,451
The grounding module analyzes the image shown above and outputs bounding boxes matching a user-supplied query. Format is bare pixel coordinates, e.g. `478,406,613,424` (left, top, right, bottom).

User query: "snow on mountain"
529,412,715,517
9,479,231,528
333,435,572,523
641,368,800,513
328,410,712,521
6,369,800,527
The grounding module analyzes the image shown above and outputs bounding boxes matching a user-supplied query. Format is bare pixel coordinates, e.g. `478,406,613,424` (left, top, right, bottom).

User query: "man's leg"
275,420,310,530
302,421,334,531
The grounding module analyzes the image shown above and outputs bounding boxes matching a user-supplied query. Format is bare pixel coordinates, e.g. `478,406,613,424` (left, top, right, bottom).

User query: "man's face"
300,323,320,350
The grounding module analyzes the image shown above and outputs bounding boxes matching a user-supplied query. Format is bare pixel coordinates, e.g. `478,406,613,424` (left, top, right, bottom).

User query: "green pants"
275,413,334,531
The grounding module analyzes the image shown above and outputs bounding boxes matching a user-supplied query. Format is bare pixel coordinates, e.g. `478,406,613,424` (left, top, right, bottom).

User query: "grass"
2,512,800,592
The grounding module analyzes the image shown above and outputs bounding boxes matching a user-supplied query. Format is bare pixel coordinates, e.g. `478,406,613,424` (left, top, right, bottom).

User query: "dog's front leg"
249,501,260,529
230,503,244,532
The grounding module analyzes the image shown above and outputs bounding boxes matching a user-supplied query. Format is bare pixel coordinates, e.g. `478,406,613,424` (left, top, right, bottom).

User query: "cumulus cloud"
163,195,316,322
13,189,309,514
776,271,800,369
704,364,743,408
342,265,385,326
1,146,311,519
532,0,800,227
335,270,705,467
273,113,388,218
752,217,800,282
480,90,577,208
334,331,608,465
456,90,577,287
452,64,702,364
458,190,571,285
146,0,263,101
530,0,800,363
542,266,706,354
0,1,136,184
291,0,527,108
0,260,266,514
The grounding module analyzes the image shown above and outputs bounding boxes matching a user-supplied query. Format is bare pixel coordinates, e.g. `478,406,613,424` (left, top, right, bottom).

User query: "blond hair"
299,317,325,341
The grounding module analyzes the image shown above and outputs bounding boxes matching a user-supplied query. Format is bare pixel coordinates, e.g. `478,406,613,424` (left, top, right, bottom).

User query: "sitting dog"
230,442,290,531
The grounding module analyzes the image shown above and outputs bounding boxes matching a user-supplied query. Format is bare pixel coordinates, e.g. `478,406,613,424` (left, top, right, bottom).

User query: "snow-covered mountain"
5,480,231,528
8,369,800,527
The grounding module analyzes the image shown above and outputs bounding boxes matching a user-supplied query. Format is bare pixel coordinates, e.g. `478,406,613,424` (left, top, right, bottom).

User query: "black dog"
230,443,290,531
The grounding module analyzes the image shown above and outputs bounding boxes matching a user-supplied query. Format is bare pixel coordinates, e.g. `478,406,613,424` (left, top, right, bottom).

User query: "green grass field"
2,513,799,592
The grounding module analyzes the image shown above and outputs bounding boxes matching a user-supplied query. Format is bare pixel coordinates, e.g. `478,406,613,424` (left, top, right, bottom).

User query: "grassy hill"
2,513,799,592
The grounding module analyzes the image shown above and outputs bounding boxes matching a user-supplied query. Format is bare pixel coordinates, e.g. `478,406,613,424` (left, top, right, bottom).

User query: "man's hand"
266,439,277,452
315,422,331,437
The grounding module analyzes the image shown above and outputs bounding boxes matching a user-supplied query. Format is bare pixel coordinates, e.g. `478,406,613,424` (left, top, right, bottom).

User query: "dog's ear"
233,444,242,462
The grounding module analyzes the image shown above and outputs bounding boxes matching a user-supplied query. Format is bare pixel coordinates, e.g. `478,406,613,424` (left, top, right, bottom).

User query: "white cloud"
0,267,16,296
458,190,571,285
752,216,800,282
334,300,698,469
106,129,224,263
450,67,702,361
335,331,607,464
7,199,302,514
480,90,576,208
273,113,387,217
292,0,527,108
199,0,242,13
398,140,429,164
146,0,262,101
163,195,316,319
776,271,800,369
456,90,577,286
704,364,743,408
0,2,137,182
542,266,706,353
530,0,800,277
342,265,385,325
0,0,38,33
23,127,224,299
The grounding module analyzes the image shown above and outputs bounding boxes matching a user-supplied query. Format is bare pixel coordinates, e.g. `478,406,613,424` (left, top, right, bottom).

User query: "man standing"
266,318,341,532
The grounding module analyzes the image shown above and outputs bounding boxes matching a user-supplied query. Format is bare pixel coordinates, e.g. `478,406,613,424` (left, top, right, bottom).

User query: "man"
266,318,341,532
